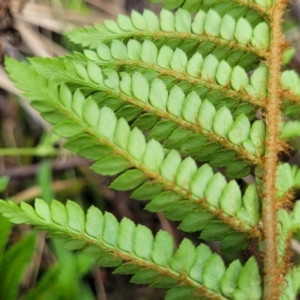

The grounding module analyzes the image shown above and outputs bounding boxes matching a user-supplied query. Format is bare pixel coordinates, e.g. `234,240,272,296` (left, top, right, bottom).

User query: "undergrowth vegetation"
0,176,95,300
1,0,300,298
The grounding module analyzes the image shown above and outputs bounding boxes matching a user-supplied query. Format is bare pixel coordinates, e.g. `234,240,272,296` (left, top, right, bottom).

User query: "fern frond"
20,58,265,176
0,199,262,300
280,265,300,300
3,0,300,297
276,209,293,263
276,164,300,199
276,203,300,272
288,201,300,231
278,120,300,158
280,69,300,116
63,39,267,109
149,0,271,18
281,70,300,100
280,121,300,140
6,59,261,241
28,42,298,125
256,163,300,203
31,52,262,114
66,8,269,61
0,233,36,300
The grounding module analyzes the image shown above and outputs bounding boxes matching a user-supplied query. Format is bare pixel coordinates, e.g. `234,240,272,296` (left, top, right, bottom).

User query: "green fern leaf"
13,59,265,177
5,59,262,239
0,198,262,300
280,265,300,300
66,8,268,64
148,0,272,13
3,0,300,298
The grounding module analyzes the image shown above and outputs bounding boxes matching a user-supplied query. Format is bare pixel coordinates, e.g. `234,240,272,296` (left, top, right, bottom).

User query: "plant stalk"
0,147,65,156
262,1,286,299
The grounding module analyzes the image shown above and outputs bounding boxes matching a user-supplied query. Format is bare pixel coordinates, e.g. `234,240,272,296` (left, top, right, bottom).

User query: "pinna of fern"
27,55,265,178
1,0,300,299
4,60,261,241
0,198,263,300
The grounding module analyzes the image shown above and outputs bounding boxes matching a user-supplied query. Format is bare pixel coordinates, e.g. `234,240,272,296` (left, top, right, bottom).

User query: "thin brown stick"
0,157,88,178
12,178,86,203
262,1,287,299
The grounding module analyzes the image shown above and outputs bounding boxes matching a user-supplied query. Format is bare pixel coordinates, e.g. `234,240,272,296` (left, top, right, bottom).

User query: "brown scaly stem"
262,1,287,299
